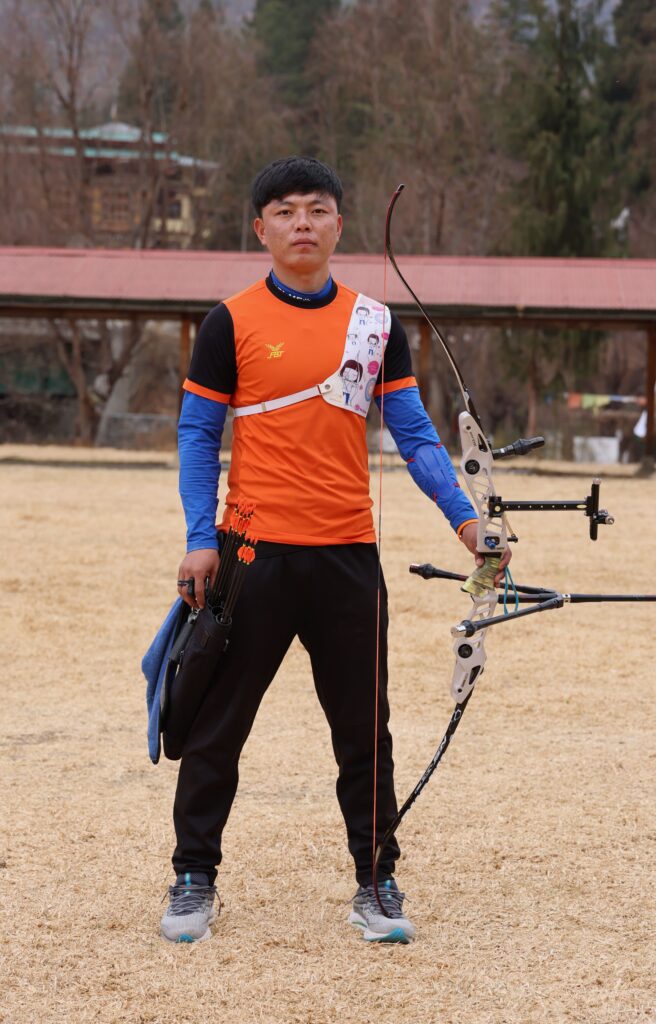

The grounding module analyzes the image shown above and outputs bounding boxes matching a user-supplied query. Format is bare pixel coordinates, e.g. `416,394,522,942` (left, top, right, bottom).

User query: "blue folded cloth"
142,597,185,764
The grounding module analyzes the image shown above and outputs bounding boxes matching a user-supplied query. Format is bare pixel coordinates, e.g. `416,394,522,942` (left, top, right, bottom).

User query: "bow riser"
450,589,497,703
458,410,509,556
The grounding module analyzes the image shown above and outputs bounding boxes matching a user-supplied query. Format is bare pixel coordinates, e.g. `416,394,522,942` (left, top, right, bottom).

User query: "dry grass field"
1,446,654,1024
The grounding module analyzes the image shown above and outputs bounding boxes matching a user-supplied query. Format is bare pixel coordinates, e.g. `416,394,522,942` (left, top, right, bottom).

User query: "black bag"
159,500,257,761
160,606,232,760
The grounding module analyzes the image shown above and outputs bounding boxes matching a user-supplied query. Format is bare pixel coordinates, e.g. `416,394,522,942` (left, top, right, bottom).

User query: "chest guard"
233,293,391,420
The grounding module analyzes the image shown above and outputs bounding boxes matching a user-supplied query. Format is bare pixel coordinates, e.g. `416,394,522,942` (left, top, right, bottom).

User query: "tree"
250,0,340,107
110,0,188,248
116,0,185,132
600,0,656,256
492,0,609,257
488,0,611,436
50,318,144,445
0,0,111,245
306,0,496,256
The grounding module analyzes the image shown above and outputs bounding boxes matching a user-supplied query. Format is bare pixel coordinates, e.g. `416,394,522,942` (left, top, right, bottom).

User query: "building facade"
0,121,217,249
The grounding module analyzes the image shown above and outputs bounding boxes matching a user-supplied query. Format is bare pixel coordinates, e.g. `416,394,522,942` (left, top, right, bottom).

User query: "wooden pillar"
645,325,656,462
179,316,191,411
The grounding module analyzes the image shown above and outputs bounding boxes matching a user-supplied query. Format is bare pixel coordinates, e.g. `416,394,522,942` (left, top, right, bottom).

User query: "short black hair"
251,156,343,216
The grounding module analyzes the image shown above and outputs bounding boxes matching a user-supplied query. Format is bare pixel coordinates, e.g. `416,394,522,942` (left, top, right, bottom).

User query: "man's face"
253,192,342,273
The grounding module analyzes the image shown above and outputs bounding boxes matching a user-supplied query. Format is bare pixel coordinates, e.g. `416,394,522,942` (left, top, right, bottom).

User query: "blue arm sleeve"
376,386,477,533
178,391,228,552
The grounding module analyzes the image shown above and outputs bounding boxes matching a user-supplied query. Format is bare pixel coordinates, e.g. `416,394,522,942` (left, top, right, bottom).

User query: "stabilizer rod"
410,563,555,596
452,596,564,637
410,564,656,603
492,436,545,459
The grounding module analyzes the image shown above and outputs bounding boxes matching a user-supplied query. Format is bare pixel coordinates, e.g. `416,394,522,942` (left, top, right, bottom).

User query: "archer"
160,156,509,944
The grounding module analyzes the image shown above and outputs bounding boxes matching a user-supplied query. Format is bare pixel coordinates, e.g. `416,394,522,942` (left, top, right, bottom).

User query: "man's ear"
253,217,266,246
336,213,343,242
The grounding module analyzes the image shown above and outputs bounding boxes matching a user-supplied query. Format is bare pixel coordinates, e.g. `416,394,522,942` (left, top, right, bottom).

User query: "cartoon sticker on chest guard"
340,359,364,406
320,294,391,418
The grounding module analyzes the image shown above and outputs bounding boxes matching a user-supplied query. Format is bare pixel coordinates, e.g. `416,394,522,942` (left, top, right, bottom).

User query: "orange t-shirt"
183,275,416,544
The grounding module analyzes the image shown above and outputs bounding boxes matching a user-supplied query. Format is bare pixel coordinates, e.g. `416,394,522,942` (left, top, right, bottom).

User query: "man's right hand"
177,548,220,608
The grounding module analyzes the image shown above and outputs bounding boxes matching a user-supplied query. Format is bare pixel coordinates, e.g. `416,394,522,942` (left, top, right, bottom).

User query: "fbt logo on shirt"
266,343,285,360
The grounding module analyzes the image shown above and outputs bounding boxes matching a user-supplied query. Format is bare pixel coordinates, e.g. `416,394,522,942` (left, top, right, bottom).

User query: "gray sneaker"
348,878,415,943
160,873,218,943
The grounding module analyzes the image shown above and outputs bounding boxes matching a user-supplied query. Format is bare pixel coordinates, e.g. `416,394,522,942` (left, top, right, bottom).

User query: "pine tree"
490,0,611,437
250,0,340,106
600,0,656,255
495,0,608,257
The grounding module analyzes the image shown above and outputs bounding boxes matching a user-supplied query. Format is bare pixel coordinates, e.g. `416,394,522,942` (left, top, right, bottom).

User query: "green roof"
0,122,217,170
0,122,169,144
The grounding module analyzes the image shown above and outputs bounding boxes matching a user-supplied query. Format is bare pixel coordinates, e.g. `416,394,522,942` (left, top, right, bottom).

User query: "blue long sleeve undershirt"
375,387,477,534
178,391,227,552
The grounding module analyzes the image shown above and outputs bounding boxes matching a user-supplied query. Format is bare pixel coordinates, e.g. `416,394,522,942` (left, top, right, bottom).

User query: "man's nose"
294,209,311,230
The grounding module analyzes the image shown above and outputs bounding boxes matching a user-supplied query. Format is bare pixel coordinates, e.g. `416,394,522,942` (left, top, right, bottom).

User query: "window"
100,189,131,228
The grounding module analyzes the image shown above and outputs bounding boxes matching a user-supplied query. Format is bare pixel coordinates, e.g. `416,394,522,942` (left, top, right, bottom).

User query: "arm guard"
376,386,477,534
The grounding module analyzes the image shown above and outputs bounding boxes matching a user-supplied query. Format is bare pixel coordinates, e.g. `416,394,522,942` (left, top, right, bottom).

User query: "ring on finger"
177,577,196,597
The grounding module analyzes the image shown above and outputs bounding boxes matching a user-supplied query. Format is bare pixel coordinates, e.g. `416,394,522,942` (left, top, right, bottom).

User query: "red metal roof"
1,246,655,323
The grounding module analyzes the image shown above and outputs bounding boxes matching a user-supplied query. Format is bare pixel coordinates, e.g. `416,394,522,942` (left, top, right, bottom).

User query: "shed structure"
1,246,654,460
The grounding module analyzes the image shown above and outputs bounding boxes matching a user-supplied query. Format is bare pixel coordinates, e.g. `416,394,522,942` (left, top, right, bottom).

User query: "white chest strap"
233,381,334,418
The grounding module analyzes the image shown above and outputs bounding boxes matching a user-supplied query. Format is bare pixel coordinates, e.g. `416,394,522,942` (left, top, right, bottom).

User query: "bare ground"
1,449,654,1024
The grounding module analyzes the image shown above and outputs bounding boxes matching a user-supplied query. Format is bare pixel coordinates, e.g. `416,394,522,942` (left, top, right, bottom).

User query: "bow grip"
461,555,502,596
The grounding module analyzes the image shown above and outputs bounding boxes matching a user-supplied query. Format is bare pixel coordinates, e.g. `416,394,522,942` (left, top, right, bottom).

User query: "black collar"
265,272,338,309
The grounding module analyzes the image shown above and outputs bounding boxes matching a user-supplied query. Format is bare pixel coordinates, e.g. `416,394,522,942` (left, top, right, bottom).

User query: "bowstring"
372,217,390,880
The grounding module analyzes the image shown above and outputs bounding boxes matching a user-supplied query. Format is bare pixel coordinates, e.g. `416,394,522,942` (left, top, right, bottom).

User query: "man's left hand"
459,522,512,587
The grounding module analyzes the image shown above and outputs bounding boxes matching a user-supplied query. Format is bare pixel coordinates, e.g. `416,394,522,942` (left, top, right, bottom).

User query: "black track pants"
172,542,401,886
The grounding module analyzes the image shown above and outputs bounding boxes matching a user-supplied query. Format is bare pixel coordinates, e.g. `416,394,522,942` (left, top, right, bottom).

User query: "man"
161,156,504,945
